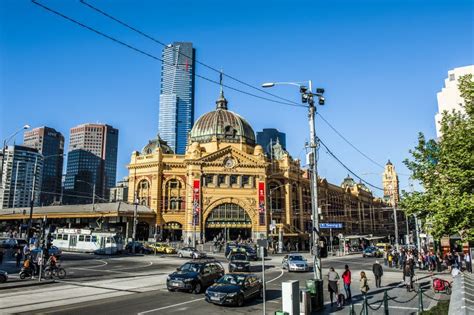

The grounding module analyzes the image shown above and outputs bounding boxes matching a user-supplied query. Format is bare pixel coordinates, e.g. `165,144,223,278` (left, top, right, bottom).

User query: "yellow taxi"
147,243,176,254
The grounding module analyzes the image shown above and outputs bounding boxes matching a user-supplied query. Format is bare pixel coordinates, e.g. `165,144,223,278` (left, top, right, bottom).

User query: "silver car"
282,254,309,272
177,247,206,259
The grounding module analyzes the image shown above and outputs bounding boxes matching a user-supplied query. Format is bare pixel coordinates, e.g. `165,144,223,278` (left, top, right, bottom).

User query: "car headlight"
227,292,237,297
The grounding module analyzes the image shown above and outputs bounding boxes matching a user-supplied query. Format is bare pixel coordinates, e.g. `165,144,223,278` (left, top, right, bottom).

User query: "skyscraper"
158,42,195,154
0,145,43,209
64,124,118,204
256,128,286,157
435,65,474,137
23,126,64,206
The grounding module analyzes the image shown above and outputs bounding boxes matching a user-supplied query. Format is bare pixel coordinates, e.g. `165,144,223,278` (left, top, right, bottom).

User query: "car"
0,238,28,250
362,246,383,258
205,273,263,307
225,244,257,261
228,253,251,272
147,243,176,254
0,270,7,283
31,246,63,257
177,247,206,259
166,260,225,294
125,241,152,254
282,254,309,272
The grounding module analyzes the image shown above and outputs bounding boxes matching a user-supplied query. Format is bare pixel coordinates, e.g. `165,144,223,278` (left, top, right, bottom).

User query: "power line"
80,0,303,107
318,137,384,191
31,0,304,108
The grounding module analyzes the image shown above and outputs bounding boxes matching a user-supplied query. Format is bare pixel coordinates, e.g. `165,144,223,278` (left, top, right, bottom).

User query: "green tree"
401,74,474,241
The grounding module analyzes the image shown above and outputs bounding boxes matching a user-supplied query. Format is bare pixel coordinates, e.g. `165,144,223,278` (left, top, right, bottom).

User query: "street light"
262,80,325,281
76,179,97,210
0,124,31,184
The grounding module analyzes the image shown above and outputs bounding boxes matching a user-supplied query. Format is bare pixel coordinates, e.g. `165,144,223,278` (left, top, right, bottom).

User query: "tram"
52,228,124,254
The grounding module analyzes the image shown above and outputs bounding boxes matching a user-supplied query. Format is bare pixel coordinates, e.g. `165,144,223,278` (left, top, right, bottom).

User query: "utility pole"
132,192,138,254
92,183,96,211
27,156,38,241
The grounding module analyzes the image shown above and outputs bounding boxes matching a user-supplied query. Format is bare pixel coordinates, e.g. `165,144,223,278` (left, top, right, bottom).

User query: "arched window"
137,180,151,206
164,179,184,211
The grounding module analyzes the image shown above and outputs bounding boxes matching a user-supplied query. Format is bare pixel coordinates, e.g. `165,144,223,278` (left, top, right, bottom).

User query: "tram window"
63,234,68,241
106,237,111,243
57,234,63,240
79,235,85,242
92,236,97,242
85,235,91,242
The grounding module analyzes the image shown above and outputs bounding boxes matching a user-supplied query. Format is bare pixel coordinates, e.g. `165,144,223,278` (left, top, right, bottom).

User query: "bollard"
383,289,389,315
418,287,424,312
363,294,369,315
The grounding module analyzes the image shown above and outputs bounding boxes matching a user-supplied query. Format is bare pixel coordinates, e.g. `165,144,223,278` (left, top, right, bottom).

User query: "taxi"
147,243,176,254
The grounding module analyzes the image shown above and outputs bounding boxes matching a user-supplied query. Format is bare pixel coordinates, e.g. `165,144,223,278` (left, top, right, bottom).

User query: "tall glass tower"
158,42,195,154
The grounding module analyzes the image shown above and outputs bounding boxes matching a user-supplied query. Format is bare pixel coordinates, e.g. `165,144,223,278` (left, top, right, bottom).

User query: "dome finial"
216,69,228,110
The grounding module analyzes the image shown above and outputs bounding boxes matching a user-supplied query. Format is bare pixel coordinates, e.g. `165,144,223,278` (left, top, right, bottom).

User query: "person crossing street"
372,260,383,288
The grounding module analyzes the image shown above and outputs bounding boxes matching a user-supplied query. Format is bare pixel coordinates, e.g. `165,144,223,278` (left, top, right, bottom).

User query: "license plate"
210,296,220,301
237,266,243,269
171,282,181,287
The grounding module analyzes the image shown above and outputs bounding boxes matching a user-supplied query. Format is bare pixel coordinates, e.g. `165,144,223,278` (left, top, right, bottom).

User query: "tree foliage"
400,74,474,241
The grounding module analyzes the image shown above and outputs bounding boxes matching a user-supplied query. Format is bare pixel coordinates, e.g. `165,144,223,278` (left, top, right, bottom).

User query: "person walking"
465,251,472,273
15,248,22,268
359,271,369,296
342,264,352,301
372,260,383,288
327,267,340,307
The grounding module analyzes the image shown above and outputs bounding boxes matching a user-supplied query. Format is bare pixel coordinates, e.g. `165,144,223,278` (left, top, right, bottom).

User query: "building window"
137,179,151,206
204,174,215,187
218,175,227,186
449,73,455,81
230,175,238,186
164,179,184,211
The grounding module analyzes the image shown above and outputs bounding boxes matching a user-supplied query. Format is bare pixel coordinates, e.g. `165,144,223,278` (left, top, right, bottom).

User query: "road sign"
319,223,343,229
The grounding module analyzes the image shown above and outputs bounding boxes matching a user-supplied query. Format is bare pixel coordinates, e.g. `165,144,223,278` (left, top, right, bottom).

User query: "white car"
282,254,309,272
177,247,206,259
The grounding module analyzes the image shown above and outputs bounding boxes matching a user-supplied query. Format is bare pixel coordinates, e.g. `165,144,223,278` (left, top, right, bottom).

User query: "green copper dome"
142,134,174,154
189,90,256,145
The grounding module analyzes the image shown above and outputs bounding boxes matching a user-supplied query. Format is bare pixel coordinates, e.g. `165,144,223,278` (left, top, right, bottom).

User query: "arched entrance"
162,222,182,242
136,222,149,241
205,203,252,242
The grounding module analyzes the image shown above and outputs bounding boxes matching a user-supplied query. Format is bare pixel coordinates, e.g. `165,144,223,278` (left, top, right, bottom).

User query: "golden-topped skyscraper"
382,160,399,206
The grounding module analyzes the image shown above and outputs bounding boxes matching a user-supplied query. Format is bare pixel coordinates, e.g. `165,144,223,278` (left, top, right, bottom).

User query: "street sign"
319,223,343,229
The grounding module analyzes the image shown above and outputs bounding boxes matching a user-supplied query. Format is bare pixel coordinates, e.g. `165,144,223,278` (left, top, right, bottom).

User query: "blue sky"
1,0,473,196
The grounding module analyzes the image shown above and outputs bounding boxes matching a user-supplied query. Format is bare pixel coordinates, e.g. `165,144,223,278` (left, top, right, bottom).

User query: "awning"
364,236,387,241
342,235,369,240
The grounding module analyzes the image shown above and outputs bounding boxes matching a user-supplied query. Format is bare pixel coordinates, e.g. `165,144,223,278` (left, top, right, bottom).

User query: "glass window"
106,237,111,243
56,234,63,240
63,234,68,241
85,235,91,242
242,175,250,186
230,175,238,186
92,236,97,242
79,235,85,242
218,175,226,186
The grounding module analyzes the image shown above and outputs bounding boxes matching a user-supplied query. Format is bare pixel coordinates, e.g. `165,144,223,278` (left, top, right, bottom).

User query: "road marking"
266,268,284,284
137,298,205,314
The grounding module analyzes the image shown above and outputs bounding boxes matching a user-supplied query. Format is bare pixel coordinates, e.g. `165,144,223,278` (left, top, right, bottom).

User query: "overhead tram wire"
318,137,384,191
31,0,304,109
79,0,303,107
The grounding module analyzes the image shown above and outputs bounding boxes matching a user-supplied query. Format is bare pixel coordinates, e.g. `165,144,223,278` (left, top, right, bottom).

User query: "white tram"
53,228,124,254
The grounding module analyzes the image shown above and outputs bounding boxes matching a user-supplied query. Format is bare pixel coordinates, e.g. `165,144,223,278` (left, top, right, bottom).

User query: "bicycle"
44,264,66,279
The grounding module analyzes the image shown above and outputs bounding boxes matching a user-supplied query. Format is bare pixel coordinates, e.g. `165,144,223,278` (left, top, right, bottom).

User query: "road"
0,250,450,314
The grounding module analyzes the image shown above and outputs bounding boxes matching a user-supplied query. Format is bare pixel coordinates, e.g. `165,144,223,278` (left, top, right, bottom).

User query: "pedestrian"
327,267,340,307
404,260,414,291
465,251,472,273
383,250,388,266
342,264,352,300
15,248,22,268
388,252,393,268
359,271,369,295
372,260,383,288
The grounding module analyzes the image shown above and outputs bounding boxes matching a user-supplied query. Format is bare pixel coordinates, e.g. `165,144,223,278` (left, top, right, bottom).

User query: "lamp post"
76,179,96,210
132,192,138,254
262,80,325,281
0,124,30,185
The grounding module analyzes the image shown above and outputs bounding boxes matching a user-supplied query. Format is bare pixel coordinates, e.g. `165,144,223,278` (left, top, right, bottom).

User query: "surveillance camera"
316,88,325,94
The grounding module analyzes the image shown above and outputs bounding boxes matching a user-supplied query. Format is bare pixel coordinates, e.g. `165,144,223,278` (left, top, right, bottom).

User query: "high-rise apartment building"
158,42,195,154
256,128,286,157
0,145,43,209
23,126,64,206
435,65,474,137
64,124,118,204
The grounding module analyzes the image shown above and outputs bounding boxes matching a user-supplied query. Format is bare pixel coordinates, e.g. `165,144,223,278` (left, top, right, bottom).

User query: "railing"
448,272,473,314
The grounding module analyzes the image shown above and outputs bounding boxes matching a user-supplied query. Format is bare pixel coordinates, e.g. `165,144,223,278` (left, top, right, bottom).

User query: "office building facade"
435,65,474,137
256,128,286,157
64,124,118,204
23,126,64,206
158,42,195,154
0,145,43,209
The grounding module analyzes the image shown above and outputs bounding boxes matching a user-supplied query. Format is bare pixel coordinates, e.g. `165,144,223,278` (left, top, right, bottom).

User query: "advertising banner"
258,182,265,226
193,179,200,225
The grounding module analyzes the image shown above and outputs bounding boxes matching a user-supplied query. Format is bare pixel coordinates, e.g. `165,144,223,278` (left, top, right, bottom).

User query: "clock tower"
383,160,400,206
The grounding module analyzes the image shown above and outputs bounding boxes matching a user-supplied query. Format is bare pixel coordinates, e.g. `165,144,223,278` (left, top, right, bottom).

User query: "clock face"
224,158,235,169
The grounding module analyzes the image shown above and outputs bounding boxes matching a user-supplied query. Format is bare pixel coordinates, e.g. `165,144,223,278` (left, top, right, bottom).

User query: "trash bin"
306,279,324,311
300,288,311,315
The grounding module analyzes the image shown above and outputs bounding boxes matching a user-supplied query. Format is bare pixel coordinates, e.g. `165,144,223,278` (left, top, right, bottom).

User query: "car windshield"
289,255,304,261
231,254,247,261
217,274,246,285
180,263,200,273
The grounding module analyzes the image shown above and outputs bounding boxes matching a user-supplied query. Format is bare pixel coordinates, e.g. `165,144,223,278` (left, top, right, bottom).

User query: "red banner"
193,180,200,225
258,182,265,226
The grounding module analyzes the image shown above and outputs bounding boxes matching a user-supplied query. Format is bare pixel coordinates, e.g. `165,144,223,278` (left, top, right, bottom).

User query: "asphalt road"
0,251,450,315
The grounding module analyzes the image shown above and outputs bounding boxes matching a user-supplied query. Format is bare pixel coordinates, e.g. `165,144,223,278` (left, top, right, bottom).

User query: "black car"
167,260,225,294
225,244,257,261
228,253,250,272
125,241,152,254
205,274,263,306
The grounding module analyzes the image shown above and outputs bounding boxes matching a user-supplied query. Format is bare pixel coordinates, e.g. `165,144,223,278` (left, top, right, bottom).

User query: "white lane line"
266,268,284,284
137,298,205,314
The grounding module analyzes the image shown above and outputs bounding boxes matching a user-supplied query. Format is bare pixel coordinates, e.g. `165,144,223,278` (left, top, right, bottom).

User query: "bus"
53,228,124,254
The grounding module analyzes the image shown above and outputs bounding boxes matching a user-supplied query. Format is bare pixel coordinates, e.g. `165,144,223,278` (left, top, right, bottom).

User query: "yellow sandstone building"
127,89,399,246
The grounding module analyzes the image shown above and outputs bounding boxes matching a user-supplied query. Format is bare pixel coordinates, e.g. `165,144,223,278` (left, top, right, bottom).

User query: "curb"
0,280,55,291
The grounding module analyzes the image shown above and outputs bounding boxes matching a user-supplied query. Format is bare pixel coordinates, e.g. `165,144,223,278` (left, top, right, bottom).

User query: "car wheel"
19,272,26,280
193,282,202,294
236,294,244,307
0,275,6,283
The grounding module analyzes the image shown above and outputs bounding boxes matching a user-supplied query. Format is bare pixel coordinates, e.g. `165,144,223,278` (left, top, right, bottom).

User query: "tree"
400,74,474,242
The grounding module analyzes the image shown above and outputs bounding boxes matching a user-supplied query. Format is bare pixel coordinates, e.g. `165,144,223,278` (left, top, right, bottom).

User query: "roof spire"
216,69,228,110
